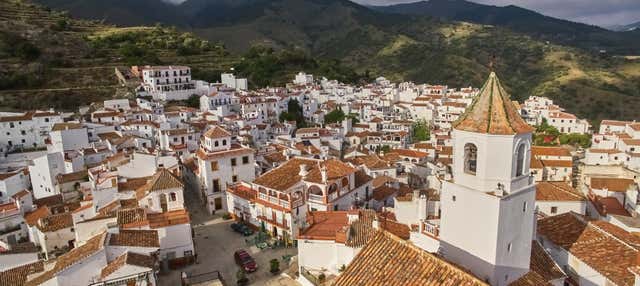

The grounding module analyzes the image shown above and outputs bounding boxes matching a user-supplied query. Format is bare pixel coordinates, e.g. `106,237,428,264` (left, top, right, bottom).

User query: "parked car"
234,249,257,273
230,222,254,236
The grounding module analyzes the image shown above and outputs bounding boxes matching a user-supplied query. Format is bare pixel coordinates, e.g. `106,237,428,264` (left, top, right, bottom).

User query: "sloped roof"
26,232,107,286
203,126,231,139
535,182,585,201
108,230,160,248
537,212,637,286
453,72,533,135
100,252,155,279
334,230,487,286
142,168,183,192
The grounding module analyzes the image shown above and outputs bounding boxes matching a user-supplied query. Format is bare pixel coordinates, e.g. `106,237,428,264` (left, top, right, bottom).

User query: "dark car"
234,249,257,273
230,222,254,236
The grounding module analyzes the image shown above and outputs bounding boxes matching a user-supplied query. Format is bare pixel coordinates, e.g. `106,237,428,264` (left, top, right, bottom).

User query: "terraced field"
0,0,238,111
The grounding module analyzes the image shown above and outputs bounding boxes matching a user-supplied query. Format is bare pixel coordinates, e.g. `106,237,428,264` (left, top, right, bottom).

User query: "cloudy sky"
352,0,640,27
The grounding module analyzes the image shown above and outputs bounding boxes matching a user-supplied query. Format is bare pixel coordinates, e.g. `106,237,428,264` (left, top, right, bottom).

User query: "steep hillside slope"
15,0,640,121
0,0,235,111
374,0,640,55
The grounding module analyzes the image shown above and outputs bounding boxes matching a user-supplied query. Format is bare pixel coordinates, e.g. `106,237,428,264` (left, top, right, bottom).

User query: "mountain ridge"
14,0,640,122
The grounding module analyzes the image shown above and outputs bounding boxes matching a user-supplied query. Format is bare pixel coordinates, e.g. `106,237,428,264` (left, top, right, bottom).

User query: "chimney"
299,164,308,178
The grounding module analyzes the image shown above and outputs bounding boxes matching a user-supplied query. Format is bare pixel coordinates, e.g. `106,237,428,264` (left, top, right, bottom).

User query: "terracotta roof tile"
590,177,636,192
453,72,533,135
100,252,155,279
203,126,231,139
536,182,585,201
537,212,637,286
334,230,487,286
26,232,107,286
0,261,44,286
37,213,73,232
108,230,159,248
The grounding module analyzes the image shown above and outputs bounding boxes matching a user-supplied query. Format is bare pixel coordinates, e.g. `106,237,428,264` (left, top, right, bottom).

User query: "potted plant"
270,258,280,275
236,269,248,286
318,273,326,282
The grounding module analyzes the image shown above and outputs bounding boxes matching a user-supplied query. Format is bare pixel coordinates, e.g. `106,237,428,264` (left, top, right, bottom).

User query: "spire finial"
489,53,496,72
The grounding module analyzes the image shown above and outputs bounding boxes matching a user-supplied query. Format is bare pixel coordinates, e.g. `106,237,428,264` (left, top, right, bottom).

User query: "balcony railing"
422,220,440,239
308,194,324,203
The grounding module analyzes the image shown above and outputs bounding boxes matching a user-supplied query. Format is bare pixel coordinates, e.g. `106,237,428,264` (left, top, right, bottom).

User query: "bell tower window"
464,143,477,175
515,144,525,177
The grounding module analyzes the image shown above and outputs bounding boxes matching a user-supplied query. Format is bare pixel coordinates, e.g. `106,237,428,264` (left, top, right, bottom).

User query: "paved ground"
158,178,301,286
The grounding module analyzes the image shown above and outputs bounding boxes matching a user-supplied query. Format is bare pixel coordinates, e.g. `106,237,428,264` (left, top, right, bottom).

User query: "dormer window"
215,141,219,147
464,143,477,175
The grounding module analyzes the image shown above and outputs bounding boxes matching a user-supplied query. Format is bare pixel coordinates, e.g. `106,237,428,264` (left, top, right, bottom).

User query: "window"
231,158,237,166
184,250,193,257
148,198,153,207
213,179,221,192
452,195,456,202
242,156,249,164
222,139,227,145
522,202,527,212
210,161,219,171
215,141,219,147
170,192,177,201
464,143,478,175
232,175,238,183
515,144,526,177
507,243,512,252
550,206,558,214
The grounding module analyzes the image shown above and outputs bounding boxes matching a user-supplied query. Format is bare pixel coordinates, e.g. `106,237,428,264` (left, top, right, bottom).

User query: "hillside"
10,0,640,122
0,0,242,111
373,0,640,55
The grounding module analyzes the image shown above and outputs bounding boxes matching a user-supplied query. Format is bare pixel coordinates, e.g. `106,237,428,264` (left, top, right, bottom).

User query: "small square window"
550,206,558,214
231,158,237,166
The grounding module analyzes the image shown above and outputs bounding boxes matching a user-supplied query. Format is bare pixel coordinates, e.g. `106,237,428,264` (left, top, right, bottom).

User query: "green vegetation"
279,99,307,128
412,119,430,142
269,259,280,274
559,133,592,149
185,94,200,109
324,108,346,124
532,119,591,148
0,1,235,111
236,45,369,88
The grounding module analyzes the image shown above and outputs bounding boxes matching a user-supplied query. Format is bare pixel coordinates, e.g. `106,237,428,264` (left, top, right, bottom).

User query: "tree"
559,133,591,148
324,108,345,124
279,99,306,128
412,119,430,142
185,94,200,109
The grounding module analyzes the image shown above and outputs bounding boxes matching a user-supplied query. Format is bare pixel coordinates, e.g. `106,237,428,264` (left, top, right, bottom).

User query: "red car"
234,249,257,273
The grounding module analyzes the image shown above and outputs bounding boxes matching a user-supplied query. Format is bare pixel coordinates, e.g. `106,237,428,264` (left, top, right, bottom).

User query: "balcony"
308,194,324,203
421,220,440,239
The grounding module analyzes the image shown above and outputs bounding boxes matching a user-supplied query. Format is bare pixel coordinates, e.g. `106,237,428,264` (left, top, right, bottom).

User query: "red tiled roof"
537,213,637,286
453,72,533,135
334,230,487,286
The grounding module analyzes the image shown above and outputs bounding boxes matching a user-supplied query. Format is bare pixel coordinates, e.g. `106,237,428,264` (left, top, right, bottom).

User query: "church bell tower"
439,72,536,286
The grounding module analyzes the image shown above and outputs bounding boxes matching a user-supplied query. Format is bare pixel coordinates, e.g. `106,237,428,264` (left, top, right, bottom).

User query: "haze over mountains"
19,0,640,121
